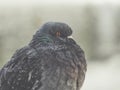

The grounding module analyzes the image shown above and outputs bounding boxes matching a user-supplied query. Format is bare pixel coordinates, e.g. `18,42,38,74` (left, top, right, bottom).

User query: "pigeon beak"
68,36,73,39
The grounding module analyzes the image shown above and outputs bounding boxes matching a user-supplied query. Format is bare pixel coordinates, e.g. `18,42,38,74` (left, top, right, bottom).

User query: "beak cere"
56,32,61,37
68,36,73,39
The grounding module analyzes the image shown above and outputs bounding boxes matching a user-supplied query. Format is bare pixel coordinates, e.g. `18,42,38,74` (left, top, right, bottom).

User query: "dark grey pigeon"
0,22,87,90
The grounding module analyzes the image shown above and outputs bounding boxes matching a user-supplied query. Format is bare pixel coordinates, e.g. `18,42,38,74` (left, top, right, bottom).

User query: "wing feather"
0,46,42,90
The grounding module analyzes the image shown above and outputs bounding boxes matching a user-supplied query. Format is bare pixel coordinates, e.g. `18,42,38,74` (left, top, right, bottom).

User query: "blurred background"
0,0,120,90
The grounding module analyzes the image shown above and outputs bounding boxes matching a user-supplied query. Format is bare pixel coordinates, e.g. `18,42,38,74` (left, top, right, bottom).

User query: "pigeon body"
0,22,87,90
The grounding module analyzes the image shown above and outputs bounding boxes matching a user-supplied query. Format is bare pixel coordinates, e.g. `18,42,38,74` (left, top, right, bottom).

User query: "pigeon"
0,22,87,90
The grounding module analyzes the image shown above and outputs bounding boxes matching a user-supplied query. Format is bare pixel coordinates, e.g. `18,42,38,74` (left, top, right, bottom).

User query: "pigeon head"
30,22,74,46
39,22,72,38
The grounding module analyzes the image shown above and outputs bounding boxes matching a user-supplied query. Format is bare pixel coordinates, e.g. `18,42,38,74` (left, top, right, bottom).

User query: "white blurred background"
0,0,120,90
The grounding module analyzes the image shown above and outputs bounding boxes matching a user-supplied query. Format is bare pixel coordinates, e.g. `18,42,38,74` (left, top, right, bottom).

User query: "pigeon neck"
29,33,53,47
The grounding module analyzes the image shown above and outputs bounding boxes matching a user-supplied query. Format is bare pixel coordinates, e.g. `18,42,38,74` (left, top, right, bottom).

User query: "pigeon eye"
56,32,61,37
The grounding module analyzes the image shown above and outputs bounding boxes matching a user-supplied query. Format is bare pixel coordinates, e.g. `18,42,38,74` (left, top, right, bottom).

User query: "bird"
0,22,87,90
